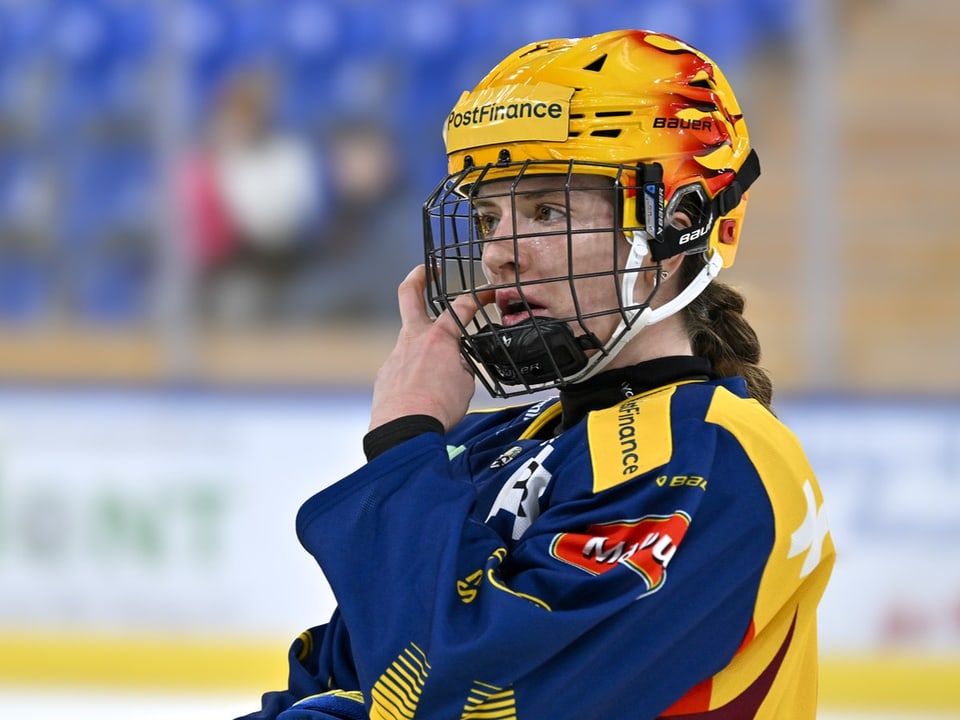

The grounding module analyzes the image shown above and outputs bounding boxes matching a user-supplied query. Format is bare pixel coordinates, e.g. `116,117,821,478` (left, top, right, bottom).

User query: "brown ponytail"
678,256,774,410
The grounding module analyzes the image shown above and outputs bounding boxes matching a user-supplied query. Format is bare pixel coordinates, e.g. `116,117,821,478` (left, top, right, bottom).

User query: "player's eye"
534,204,566,224
473,212,499,238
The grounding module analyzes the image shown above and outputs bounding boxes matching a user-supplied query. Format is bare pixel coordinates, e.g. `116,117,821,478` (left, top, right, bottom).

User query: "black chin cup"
464,319,601,386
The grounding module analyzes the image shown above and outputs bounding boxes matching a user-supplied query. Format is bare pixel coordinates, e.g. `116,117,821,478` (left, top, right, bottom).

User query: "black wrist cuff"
363,414,445,461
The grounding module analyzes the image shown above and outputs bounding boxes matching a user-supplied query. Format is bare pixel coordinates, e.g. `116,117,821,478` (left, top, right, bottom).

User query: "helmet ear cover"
645,148,761,261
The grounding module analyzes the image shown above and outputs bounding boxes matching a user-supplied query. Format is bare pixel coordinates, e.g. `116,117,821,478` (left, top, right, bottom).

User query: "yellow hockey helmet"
442,29,759,266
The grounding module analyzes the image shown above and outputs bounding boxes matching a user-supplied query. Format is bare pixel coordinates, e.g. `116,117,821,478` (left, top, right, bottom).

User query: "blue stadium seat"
272,0,342,131
45,0,158,142
0,146,56,321
0,240,55,323
57,144,158,323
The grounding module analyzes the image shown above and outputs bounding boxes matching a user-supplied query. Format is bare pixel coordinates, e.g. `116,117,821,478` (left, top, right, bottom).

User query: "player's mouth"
497,292,549,327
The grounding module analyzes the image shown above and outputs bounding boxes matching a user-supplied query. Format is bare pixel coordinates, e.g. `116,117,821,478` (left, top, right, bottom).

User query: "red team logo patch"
550,512,690,590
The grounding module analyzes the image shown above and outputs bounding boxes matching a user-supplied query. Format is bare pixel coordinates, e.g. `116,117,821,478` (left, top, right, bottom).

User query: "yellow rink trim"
1,633,960,713
820,655,960,712
0,632,288,691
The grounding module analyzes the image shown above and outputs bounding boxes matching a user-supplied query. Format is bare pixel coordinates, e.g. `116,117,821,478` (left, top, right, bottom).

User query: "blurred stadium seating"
0,0,955,393
0,0,796,370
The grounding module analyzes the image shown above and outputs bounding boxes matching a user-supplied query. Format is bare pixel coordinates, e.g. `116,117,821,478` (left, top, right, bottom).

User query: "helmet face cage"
423,159,666,398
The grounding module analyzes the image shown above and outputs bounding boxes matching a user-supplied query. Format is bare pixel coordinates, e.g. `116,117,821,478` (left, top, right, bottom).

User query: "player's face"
474,174,633,342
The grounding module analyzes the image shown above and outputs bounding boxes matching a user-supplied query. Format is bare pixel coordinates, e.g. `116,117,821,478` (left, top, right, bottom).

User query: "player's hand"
369,265,493,433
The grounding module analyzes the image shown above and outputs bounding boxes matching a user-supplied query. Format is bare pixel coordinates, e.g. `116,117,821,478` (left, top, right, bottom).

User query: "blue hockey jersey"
242,371,834,719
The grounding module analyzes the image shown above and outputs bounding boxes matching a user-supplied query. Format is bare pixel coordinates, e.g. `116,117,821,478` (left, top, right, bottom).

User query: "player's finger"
437,287,496,334
396,265,431,330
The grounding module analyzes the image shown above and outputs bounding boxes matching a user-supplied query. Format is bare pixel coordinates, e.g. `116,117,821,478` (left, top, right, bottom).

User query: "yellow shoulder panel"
704,387,835,630
587,386,676,493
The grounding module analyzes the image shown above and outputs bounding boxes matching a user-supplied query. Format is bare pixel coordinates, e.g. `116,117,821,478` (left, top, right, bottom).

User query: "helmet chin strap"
568,229,723,382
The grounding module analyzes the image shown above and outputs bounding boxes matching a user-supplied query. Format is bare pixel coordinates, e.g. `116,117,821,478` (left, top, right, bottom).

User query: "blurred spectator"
279,118,421,325
180,67,323,326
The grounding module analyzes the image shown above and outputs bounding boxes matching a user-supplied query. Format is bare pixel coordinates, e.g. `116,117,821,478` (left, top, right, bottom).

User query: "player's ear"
660,253,685,278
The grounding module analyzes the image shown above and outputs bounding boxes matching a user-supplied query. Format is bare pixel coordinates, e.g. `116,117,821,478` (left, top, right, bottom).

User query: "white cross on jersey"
486,444,555,540
788,480,830,578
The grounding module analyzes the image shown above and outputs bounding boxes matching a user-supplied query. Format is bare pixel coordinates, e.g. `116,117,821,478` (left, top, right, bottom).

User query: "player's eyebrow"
473,175,615,206
514,189,567,202
474,187,568,205
471,197,502,213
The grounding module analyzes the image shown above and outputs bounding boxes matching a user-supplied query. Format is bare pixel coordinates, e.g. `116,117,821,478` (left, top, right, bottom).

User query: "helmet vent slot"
687,100,719,112
595,110,632,118
583,54,607,72
590,129,622,138
518,42,552,59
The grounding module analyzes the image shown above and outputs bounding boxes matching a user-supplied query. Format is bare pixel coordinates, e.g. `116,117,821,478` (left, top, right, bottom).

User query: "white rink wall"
0,387,957,716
